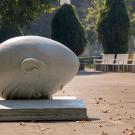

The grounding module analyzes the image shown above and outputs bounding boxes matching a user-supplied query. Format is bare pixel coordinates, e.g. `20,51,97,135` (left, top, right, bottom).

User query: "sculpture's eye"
21,58,45,73
24,66,39,72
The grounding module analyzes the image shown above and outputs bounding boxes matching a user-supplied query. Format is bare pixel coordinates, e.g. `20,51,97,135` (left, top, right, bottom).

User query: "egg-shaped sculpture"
0,36,79,99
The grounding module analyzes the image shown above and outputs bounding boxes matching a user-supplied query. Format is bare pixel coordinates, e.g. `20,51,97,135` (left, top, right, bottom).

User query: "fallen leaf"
96,101,100,104
102,109,109,113
41,128,49,131
19,122,25,126
117,117,122,120
41,128,46,131
109,117,113,120
128,131,135,135
130,116,135,119
100,132,108,135
126,117,131,120
99,125,103,128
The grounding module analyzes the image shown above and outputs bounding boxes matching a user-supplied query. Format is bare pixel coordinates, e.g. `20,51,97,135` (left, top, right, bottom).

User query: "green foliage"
96,0,130,54
0,0,56,43
85,0,105,31
125,0,135,35
0,24,22,43
86,0,135,50
51,4,87,56
84,0,106,47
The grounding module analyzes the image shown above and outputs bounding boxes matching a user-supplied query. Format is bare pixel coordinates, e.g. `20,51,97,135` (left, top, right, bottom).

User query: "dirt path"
0,69,135,135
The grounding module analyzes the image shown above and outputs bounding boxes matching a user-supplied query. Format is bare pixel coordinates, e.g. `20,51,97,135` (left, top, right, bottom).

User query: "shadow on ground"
23,117,101,123
77,70,108,76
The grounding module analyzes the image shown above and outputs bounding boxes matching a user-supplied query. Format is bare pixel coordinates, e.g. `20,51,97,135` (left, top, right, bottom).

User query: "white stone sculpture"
0,36,79,100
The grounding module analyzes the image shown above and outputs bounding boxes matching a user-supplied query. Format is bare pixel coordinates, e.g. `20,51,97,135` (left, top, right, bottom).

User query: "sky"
60,0,71,5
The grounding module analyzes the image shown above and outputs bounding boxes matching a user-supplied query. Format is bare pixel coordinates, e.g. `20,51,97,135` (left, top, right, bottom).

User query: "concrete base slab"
0,96,87,121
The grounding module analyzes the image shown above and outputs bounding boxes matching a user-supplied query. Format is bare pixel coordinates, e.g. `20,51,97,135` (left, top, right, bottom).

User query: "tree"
51,4,87,56
84,0,105,51
96,0,130,54
85,0,134,51
85,0,105,31
0,0,56,43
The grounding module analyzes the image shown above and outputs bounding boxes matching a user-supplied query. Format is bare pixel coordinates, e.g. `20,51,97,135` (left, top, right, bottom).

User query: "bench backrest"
116,54,128,64
102,54,115,64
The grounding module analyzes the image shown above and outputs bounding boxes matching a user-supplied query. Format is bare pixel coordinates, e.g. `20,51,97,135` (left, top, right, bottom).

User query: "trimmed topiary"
51,4,87,56
96,0,130,54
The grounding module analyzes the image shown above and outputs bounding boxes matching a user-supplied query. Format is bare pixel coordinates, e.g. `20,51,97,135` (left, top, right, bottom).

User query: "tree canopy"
0,0,56,42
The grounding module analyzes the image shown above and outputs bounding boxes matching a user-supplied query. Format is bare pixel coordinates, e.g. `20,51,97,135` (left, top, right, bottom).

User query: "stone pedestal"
0,96,87,121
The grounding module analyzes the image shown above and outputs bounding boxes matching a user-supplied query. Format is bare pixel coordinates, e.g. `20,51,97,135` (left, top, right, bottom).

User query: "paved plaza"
0,69,135,135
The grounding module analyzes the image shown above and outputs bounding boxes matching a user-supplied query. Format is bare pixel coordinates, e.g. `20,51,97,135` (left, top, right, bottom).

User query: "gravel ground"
0,69,135,135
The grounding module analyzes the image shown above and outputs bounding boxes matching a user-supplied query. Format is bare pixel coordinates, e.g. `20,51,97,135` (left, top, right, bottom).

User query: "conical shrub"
96,0,130,54
51,4,87,56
